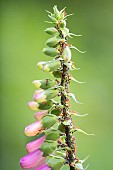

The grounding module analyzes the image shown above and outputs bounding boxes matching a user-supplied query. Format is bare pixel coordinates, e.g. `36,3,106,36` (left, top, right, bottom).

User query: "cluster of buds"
20,6,89,170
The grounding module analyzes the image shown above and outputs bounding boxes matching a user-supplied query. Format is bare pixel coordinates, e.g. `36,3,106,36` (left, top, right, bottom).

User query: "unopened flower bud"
35,89,44,94
33,79,56,90
25,114,57,137
34,110,48,120
46,60,60,72
49,15,58,23
37,60,61,72
53,5,60,20
28,101,39,111
24,121,43,137
45,37,60,47
33,91,46,103
37,61,46,70
34,88,58,103
38,100,53,110
32,80,42,89
43,47,59,57
62,46,71,62
59,20,66,28
45,27,58,35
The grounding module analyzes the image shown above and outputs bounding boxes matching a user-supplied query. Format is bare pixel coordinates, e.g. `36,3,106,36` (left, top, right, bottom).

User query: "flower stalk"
20,5,90,170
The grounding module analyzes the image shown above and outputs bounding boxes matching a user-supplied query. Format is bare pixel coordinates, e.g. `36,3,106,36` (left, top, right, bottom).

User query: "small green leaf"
80,155,89,164
72,127,95,136
64,13,74,19
40,140,57,156
69,93,83,104
70,76,86,84
45,129,60,141
47,156,64,170
70,110,88,117
70,45,86,53
69,33,82,38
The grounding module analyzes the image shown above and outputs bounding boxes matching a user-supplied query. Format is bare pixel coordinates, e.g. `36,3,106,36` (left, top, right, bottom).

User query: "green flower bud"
62,46,71,62
40,140,57,156
45,27,58,35
46,60,60,72
37,60,61,72
38,100,53,110
53,5,60,20
45,88,59,100
62,28,69,37
45,37,60,47
41,114,57,129
48,15,58,23
52,70,61,78
37,61,46,70
47,156,64,170
59,20,66,28
33,79,56,90
43,47,59,57
45,129,60,141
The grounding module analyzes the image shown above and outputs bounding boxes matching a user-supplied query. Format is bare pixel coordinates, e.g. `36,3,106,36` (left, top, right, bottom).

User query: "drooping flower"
24,114,57,137
34,162,51,170
20,149,45,169
26,135,46,153
24,121,43,137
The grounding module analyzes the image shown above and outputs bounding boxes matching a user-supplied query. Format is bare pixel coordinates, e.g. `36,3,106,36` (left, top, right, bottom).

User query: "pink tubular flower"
34,162,51,170
34,110,48,120
20,149,45,169
24,121,43,137
26,135,46,153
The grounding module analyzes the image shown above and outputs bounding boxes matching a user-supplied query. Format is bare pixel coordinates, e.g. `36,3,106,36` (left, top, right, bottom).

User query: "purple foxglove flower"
34,110,48,120
34,162,51,170
26,135,46,153
24,121,43,137
28,101,39,111
20,149,45,169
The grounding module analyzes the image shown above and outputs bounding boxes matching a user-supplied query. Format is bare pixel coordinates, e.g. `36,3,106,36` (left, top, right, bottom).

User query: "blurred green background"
1,0,113,169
